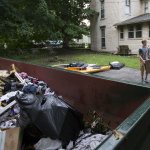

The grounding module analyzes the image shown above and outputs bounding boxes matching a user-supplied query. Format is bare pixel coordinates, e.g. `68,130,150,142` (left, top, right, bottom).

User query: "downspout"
116,25,119,52
118,26,119,51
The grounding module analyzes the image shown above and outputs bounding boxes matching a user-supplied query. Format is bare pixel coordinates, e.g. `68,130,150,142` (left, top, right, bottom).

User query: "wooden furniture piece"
117,45,131,55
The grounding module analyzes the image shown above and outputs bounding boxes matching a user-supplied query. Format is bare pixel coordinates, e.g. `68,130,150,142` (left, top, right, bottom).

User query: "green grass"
1,48,139,69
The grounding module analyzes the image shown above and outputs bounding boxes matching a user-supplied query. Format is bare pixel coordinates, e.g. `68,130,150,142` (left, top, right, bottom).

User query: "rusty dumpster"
0,57,150,150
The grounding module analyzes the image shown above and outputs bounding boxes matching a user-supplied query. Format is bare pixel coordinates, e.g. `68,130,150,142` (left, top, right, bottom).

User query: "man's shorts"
140,61,145,72
144,59,150,73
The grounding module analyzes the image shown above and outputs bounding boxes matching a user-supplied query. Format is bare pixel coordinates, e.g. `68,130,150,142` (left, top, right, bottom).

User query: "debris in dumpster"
0,104,20,123
19,72,28,79
0,79,5,96
67,132,107,150
0,100,17,115
34,138,62,150
22,84,38,94
67,62,86,68
0,70,9,78
24,109,111,150
54,61,125,73
65,62,111,73
0,91,18,103
84,110,111,134
16,92,84,147
0,64,112,150
113,130,124,140
0,119,17,130
21,125,43,150
33,131,109,150
10,64,26,84
109,61,125,70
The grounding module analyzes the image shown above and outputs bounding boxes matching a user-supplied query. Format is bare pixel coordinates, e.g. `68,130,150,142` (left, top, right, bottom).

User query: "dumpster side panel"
0,58,150,128
115,109,150,150
97,97,150,150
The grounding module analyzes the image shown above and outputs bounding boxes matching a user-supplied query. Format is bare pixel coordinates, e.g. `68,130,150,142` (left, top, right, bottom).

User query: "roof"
114,13,150,26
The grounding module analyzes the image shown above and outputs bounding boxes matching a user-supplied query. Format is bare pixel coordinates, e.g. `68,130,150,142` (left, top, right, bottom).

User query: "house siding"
119,23,150,53
91,0,150,53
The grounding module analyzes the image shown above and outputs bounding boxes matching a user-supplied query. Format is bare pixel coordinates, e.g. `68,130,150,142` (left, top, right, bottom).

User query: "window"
128,25,142,38
144,1,149,13
135,25,142,38
126,0,130,6
100,26,106,48
128,26,134,38
125,0,131,14
120,27,124,39
149,25,150,37
101,0,105,19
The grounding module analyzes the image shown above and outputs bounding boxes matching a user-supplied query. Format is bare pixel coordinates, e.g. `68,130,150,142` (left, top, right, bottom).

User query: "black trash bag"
109,61,125,70
23,84,38,94
21,125,43,150
16,93,83,146
68,62,86,67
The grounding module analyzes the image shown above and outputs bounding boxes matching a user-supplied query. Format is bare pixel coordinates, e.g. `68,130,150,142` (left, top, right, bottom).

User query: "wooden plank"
0,101,16,115
4,128,21,150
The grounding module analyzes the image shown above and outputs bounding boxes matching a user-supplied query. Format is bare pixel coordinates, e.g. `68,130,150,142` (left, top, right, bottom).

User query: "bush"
69,43,88,48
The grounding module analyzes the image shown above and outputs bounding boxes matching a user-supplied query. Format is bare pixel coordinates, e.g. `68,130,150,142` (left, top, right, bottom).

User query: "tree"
0,0,93,49
50,0,91,48
0,0,57,48
0,0,22,43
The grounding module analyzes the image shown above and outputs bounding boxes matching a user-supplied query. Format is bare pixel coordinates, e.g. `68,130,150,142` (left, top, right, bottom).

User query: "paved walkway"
94,67,150,87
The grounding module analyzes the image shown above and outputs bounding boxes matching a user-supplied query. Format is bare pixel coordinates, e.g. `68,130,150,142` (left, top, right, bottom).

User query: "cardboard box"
145,60,150,73
4,128,22,150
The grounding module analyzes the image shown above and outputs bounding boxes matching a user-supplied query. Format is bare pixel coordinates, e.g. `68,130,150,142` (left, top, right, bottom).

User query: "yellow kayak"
65,66,111,73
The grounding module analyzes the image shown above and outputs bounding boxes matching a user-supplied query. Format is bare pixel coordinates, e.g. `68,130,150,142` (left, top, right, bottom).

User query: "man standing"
139,40,150,83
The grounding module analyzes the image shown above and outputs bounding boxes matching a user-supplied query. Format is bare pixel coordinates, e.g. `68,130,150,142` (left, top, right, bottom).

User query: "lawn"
1,48,140,69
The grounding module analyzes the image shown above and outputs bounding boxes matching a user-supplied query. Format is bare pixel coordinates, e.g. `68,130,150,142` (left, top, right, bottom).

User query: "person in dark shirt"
139,40,150,83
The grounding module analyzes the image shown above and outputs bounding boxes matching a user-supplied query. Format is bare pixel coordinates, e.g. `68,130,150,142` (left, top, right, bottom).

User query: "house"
73,19,91,47
90,0,150,54
73,35,91,45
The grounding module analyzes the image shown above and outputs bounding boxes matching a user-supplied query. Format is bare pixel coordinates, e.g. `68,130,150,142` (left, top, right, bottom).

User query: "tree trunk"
63,36,69,49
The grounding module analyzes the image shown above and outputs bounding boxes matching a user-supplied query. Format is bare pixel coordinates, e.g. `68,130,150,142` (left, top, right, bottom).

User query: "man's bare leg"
145,72,149,83
141,66,144,82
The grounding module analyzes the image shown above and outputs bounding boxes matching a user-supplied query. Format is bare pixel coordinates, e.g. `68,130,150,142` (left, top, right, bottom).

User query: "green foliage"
50,0,91,46
0,0,93,49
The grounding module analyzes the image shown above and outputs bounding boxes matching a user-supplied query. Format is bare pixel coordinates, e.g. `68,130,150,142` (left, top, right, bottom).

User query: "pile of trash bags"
0,66,110,150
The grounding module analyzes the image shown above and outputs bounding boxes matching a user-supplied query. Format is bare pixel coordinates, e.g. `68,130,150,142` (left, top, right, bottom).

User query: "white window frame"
144,1,149,13
100,26,106,49
125,0,131,14
128,25,142,39
100,0,105,19
149,24,150,37
120,27,124,39
126,0,130,6
135,25,142,38
128,26,134,38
